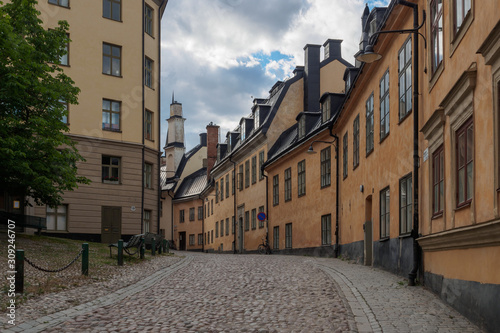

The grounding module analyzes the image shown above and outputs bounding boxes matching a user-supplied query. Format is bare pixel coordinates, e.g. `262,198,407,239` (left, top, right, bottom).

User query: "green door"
101,206,122,244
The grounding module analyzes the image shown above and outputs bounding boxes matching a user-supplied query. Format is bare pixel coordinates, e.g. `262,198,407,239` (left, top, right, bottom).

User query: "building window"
49,0,69,7
60,100,68,124
399,38,412,121
241,121,246,142
254,109,260,128
215,182,219,203
273,226,279,250
320,147,331,188
220,179,224,201
343,132,348,179
453,0,472,34
298,117,306,139
366,94,374,155
103,43,121,76
215,221,219,238
102,99,120,131
198,206,203,220
298,160,306,197
180,209,185,223
456,118,473,207
198,233,203,245
322,97,331,123
232,170,235,194
220,219,224,236
232,216,235,234
206,202,209,217
189,207,195,221
399,174,412,235
103,0,121,21
273,174,279,206
285,223,292,249
226,218,229,236
431,0,444,73
142,210,150,233
380,187,390,239
211,230,213,243
145,110,153,140
144,163,152,189
211,199,213,213
189,234,194,246
145,4,154,36
226,174,229,198
251,156,257,184
353,115,360,169
380,70,390,140
245,211,250,231
251,209,257,230
245,160,250,188
60,33,69,66
238,165,244,191
258,206,265,228
432,145,444,215
46,205,67,231
102,156,120,183
259,150,265,180
284,168,292,201
321,214,331,245
145,57,153,88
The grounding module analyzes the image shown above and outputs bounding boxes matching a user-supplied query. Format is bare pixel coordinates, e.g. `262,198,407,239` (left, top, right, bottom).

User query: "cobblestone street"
4,252,482,333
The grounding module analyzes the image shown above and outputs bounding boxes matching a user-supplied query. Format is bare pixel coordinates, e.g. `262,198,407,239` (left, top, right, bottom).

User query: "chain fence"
24,248,84,273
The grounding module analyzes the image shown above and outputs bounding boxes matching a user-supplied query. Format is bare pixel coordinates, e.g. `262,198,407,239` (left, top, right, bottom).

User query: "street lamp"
306,140,336,154
356,0,426,287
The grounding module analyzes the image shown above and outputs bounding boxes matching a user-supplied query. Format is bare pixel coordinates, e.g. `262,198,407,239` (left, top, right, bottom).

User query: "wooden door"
101,206,122,244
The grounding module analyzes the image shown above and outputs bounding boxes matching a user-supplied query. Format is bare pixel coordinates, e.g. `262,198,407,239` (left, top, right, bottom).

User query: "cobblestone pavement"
4,252,482,333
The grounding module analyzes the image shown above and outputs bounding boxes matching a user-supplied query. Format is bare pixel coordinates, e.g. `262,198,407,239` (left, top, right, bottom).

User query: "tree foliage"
0,0,90,207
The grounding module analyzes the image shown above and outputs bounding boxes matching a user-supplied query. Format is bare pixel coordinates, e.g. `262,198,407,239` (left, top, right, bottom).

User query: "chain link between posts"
24,248,84,273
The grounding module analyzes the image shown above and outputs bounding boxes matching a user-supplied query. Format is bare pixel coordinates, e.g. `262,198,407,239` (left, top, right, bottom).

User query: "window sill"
353,164,359,172
366,149,374,158
48,4,70,9
285,199,292,203
450,12,474,57
379,237,390,242
380,133,390,144
455,200,472,211
102,180,120,185
428,62,444,93
103,17,123,23
145,138,155,142
398,110,412,125
146,85,155,91
102,73,123,78
431,212,443,220
321,184,331,190
399,233,412,239
146,33,155,39
103,128,122,133
298,193,306,198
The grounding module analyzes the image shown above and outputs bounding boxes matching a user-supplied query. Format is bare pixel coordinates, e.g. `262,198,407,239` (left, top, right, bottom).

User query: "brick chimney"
206,122,219,179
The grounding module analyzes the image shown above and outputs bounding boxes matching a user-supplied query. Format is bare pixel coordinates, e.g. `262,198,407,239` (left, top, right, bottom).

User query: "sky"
160,0,391,152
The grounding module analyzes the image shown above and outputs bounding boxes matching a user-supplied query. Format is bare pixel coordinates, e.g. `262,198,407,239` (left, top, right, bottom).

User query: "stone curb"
3,255,193,333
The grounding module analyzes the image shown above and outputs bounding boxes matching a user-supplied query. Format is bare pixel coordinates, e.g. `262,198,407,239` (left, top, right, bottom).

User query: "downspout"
328,127,340,258
168,190,174,247
229,156,237,254
140,0,146,234
199,195,204,252
156,1,162,235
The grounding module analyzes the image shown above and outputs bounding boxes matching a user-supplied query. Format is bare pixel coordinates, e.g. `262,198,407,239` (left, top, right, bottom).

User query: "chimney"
323,39,343,61
303,44,321,111
206,122,219,180
199,133,207,147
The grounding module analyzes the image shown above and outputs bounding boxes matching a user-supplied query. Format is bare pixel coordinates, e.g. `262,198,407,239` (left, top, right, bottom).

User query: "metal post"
166,239,170,253
117,239,123,266
15,250,24,293
162,239,167,253
140,237,145,259
82,243,89,276
158,239,163,254
152,238,156,256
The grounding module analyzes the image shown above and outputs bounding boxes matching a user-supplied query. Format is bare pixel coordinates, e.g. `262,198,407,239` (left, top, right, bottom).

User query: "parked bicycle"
257,237,272,255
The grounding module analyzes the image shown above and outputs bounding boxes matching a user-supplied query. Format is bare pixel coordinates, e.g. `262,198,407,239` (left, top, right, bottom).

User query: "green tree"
0,0,90,207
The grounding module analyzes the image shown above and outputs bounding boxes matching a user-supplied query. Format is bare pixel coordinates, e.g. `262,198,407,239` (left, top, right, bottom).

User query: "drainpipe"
140,0,146,235
199,195,204,252
229,156,237,254
168,191,174,247
328,127,340,258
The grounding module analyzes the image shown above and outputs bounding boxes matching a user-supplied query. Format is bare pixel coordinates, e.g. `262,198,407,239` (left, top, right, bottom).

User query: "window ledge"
380,133,390,144
398,110,412,125
399,233,412,239
103,129,122,133
431,212,444,220
48,4,70,9
102,73,123,78
103,17,123,23
366,149,374,158
379,237,390,242
455,200,472,211
450,12,474,57
321,184,331,190
353,164,359,172
429,62,444,93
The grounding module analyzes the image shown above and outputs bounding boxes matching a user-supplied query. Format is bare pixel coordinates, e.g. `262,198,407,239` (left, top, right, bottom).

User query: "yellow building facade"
30,0,167,243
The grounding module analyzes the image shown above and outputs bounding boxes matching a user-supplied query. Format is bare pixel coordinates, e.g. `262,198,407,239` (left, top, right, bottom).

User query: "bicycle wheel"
258,244,265,254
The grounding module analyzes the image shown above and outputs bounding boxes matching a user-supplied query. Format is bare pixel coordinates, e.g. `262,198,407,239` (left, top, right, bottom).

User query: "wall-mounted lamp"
306,140,336,154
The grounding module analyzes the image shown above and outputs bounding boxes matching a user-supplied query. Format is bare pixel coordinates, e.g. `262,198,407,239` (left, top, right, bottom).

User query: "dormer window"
228,136,232,153
298,116,306,139
346,75,351,92
254,109,260,128
322,97,331,123
241,121,246,142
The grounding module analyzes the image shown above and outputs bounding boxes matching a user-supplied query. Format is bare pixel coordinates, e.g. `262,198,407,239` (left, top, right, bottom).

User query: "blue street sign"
257,212,266,221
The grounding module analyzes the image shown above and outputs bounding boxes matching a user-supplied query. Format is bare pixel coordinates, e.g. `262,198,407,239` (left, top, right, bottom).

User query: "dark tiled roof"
174,168,208,200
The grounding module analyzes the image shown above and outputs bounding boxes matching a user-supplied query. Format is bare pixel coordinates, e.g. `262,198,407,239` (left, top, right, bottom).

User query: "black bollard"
117,239,123,266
